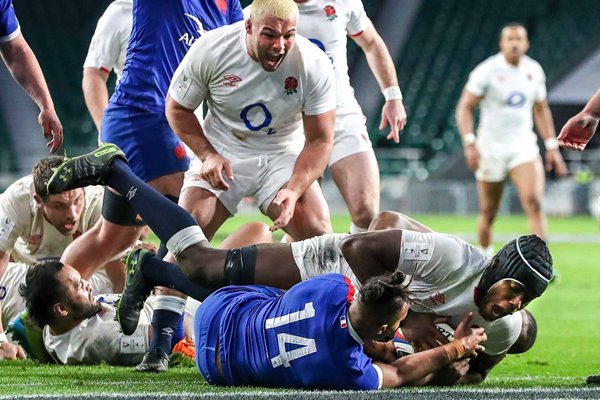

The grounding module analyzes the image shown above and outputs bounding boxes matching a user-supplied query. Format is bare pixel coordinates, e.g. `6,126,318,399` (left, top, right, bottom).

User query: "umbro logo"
223,74,242,87
429,291,445,305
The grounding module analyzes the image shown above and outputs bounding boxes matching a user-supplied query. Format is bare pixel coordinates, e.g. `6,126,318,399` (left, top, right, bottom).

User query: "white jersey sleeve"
168,32,213,110
299,36,336,116
83,0,132,81
534,63,547,102
397,230,474,282
483,311,522,355
464,61,490,97
0,177,32,254
346,0,371,36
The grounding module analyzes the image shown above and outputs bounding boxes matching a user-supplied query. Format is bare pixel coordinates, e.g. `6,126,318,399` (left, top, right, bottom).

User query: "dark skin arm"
339,229,403,284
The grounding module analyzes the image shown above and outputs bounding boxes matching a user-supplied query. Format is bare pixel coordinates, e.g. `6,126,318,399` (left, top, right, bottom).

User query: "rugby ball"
393,323,455,357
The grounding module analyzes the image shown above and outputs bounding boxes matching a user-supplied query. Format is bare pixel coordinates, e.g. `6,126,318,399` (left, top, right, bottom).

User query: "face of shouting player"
246,11,298,72
478,279,534,321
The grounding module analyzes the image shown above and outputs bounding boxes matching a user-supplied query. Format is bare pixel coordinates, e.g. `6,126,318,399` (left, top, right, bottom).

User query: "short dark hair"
19,258,66,327
500,22,527,38
359,271,411,312
32,157,65,200
508,309,538,354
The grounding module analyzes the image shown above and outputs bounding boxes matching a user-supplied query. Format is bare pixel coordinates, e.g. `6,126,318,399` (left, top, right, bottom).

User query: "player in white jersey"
82,0,133,134
456,23,567,255
293,0,406,234
0,157,135,359
167,0,336,240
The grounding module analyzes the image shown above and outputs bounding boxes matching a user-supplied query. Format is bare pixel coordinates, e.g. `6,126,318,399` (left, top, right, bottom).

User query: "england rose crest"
324,5,337,21
284,77,298,95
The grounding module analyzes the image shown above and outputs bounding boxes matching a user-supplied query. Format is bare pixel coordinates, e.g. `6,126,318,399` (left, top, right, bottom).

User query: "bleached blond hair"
250,0,298,21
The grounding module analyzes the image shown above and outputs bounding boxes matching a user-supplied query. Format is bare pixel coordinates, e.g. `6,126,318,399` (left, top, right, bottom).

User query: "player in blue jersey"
0,0,63,153
60,0,243,371
45,144,552,386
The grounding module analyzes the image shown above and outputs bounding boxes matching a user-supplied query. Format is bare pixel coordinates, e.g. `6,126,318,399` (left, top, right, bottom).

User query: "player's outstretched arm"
352,24,406,142
558,89,600,151
270,110,335,231
378,313,486,388
0,34,63,153
82,67,110,137
166,95,233,190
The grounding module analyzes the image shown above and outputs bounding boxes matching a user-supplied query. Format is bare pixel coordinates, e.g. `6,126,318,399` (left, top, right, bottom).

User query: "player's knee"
521,196,542,214
350,206,377,229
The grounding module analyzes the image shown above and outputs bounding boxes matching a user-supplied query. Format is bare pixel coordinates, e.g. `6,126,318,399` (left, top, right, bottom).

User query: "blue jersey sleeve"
228,0,243,23
0,0,19,42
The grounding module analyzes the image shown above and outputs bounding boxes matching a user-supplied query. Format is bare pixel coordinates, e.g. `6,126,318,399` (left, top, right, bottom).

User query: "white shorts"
182,146,300,215
475,140,541,182
329,106,373,166
290,233,361,288
0,262,114,325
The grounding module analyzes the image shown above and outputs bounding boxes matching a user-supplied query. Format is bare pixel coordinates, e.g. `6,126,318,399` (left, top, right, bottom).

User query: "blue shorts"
101,103,190,182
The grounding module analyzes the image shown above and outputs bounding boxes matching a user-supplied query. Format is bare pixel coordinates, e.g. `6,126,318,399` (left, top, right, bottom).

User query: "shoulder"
1,175,34,205
523,55,545,74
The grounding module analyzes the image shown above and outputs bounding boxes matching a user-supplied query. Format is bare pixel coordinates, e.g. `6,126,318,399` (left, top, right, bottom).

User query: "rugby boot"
135,348,170,373
115,249,154,335
46,143,127,195
587,375,600,384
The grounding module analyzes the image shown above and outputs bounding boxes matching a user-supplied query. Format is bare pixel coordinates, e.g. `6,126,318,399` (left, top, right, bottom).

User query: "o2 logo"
308,38,333,64
506,91,526,108
240,103,276,135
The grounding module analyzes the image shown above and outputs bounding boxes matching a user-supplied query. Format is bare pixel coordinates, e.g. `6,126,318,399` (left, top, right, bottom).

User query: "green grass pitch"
1,214,599,398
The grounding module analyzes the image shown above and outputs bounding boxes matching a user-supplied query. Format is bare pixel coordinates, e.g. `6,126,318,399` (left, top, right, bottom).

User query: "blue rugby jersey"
0,0,19,41
111,0,243,113
198,274,382,390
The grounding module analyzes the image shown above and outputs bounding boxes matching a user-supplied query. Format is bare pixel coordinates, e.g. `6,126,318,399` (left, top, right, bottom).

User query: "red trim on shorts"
344,275,356,304
350,31,364,38
99,67,110,74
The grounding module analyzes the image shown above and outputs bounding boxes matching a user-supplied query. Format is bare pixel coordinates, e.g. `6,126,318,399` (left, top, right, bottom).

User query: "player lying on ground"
43,144,553,385
16,222,273,365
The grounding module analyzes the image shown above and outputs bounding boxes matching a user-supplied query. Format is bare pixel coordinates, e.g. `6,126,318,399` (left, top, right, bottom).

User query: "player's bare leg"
178,186,232,241
509,160,547,240
330,151,380,234
477,180,505,255
266,181,332,240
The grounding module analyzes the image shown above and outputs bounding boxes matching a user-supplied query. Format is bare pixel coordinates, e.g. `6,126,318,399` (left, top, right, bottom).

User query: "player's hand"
38,108,63,153
200,153,234,190
453,312,486,358
545,149,568,177
400,312,450,352
270,188,299,232
463,144,480,171
0,341,27,360
557,112,599,151
380,99,407,143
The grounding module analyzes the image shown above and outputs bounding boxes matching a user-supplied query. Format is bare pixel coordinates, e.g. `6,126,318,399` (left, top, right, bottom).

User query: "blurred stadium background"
1,0,600,219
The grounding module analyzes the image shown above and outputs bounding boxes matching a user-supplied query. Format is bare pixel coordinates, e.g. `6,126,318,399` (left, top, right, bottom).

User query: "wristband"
544,137,559,151
462,132,476,146
443,340,466,361
382,86,403,101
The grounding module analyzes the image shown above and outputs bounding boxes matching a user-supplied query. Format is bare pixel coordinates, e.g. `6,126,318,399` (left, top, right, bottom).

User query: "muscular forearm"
533,102,557,140
455,101,475,137
362,34,398,90
285,139,331,197
582,89,600,118
166,97,217,160
82,68,110,133
0,36,54,111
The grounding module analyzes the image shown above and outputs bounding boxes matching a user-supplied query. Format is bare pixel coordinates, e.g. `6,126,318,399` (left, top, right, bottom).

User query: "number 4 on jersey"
265,302,317,368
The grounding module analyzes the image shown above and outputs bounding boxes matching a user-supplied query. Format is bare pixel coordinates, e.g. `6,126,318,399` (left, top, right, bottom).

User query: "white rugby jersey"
465,53,547,146
43,295,154,365
83,0,132,82
397,230,522,355
295,0,370,112
169,21,336,156
0,175,103,264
